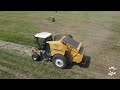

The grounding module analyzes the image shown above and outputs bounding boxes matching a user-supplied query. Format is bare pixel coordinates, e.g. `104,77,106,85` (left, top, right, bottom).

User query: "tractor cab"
34,32,53,50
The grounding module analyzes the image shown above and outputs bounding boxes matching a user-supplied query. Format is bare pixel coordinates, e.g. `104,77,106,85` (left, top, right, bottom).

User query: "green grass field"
0,11,120,79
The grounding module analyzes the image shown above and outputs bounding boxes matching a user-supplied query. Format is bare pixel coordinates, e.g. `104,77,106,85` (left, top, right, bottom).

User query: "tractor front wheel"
52,54,67,69
32,53,41,61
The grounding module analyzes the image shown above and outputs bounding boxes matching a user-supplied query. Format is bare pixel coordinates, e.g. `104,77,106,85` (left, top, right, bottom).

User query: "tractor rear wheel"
52,54,67,69
32,53,41,61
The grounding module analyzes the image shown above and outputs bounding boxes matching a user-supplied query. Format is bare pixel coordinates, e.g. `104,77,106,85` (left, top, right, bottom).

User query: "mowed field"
0,11,120,79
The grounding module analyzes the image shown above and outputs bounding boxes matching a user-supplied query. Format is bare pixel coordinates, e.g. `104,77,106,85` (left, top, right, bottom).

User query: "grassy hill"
0,11,120,79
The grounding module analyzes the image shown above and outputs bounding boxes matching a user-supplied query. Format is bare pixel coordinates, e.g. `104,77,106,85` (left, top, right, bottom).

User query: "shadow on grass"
66,55,91,69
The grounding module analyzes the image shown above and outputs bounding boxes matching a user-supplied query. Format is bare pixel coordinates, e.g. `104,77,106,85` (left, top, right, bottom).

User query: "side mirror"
34,37,38,44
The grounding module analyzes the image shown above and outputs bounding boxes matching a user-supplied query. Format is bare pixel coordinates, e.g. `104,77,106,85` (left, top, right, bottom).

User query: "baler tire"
79,55,90,68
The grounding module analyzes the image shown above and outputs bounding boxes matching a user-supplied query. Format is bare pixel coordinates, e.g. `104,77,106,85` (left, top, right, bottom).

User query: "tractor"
32,32,90,69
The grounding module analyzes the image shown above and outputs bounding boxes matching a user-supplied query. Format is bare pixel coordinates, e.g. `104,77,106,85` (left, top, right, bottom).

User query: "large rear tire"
52,54,67,69
32,53,41,61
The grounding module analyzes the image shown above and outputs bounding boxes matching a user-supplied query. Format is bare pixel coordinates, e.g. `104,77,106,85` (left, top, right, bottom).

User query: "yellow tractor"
32,32,90,69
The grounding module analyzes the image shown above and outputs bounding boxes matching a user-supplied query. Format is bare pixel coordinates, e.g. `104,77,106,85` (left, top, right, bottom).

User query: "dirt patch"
0,40,33,56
